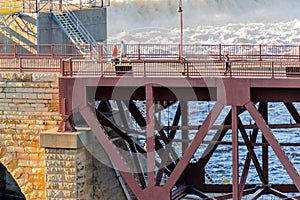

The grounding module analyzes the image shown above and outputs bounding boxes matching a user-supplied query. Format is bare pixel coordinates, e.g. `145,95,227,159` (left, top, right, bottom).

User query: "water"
107,0,300,45
106,1,300,198
156,102,300,199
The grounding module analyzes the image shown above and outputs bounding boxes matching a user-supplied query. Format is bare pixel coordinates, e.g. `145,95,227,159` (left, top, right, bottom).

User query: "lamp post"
177,0,183,62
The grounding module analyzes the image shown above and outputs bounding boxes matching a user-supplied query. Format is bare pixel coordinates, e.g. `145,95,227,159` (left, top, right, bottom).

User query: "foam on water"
107,0,300,44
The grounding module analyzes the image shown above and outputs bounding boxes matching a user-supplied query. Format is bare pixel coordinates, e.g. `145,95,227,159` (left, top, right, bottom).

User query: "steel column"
146,84,155,188
232,105,239,199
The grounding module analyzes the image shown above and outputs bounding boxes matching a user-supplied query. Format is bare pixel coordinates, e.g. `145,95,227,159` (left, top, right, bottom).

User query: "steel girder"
58,77,300,199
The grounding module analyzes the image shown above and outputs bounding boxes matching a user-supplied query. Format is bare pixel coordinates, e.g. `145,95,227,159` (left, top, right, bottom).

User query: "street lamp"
177,0,183,62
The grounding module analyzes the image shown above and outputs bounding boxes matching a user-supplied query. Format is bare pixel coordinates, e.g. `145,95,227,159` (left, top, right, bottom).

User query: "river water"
106,0,300,199
107,0,300,45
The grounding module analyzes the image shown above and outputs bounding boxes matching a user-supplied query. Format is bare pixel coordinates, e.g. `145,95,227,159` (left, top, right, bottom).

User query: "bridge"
1,43,300,199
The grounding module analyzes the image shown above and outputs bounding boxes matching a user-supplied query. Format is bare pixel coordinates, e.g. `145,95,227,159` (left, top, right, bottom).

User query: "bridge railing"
0,56,298,78
60,59,298,78
0,44,90,59
101,44,300,61
0,43,299,62
0,58,61,72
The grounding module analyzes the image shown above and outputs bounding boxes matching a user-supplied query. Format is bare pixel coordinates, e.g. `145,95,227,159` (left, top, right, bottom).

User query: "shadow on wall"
0,163,25,200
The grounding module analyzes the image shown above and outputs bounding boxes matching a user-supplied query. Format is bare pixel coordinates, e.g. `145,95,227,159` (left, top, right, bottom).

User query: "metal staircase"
51,4,99,59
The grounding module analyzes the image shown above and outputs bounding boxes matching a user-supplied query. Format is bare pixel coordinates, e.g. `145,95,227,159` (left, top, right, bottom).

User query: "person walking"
120,40,128,63
224,53,231,75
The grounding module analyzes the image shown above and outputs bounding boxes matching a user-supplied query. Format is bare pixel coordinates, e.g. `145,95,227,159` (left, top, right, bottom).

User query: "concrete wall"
0,8,107,45
37,8,107,45
0,14,37,44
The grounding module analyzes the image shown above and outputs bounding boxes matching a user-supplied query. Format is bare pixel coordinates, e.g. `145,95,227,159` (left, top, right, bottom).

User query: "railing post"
70,58,73,77
143,61,146,77
98,43,103,61
186,61,189,78
90,44,93,60
219,44,222,61
60,58,63,75
19,58,22,73
299,45,300,62
101,61,103,77
14,44,17,58
61,59,65,76
229,62,232,78
271,61,275,78
61,58,73,76
178,44,181,60
260,44,262,61
51,44,55,58
138,44,141,60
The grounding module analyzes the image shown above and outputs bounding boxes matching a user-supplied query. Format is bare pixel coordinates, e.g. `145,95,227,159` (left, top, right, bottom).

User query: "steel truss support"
78,98,300,199
59,77,300,199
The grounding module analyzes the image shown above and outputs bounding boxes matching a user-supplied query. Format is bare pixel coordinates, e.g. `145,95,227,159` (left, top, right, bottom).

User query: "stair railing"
63,2,99,59
51,1,104,60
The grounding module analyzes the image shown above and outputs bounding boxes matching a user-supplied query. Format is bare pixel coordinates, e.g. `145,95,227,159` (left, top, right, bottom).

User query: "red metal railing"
101,44,300,61
60,59,297,78
0,58,61,72
0,44,91,59
0,44,300,78
0,43,299,61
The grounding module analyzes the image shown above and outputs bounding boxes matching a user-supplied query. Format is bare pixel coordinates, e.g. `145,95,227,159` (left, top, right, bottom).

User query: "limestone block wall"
45,147,93,199
0,72,61,199
0,72,129,200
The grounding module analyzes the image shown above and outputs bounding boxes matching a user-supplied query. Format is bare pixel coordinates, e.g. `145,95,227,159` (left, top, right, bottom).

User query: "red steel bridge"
2,43,300,199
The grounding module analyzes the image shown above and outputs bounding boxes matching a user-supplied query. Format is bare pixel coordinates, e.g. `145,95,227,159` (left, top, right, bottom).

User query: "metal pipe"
177,0,183,62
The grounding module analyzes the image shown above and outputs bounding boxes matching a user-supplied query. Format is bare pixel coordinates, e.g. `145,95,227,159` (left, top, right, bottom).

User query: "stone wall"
44,147,93,199
0,72,60,199
0,72,129,200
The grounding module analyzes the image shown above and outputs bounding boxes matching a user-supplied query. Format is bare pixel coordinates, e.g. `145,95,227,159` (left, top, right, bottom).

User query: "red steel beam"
245,101,300,191
146,84,155,189
165,102,224,191
79,105,145,199
232,105,239,199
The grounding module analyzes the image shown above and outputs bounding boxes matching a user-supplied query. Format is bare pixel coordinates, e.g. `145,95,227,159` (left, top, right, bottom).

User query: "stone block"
6,82,23,87
6,92,23,99
4,87,16,92
32,73,58,82
1,73,17,81
16,73,32,82
40,128,92,149
37,93,52,100
0,81,6,87
16,88,34,93
23,93,38,99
